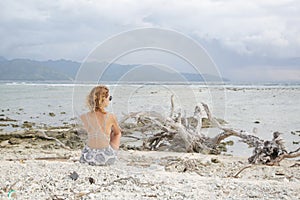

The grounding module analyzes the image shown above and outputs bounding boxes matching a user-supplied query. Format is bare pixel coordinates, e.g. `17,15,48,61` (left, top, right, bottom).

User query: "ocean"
1,81,299,156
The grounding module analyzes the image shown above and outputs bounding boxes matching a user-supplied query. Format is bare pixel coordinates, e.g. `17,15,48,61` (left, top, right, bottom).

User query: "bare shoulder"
80,112,94,123
108,112,116,119
108,113,118,122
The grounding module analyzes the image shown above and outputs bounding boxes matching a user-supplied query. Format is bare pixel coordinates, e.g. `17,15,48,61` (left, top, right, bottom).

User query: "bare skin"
80,96,121,150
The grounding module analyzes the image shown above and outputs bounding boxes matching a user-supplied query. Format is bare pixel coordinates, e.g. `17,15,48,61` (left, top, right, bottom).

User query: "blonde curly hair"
86,85,109,113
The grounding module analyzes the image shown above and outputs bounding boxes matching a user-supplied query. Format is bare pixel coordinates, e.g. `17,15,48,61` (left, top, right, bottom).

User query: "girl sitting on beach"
79,85,121,166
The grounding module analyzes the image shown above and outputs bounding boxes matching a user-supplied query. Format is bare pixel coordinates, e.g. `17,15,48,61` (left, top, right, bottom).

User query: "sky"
0,0,299,82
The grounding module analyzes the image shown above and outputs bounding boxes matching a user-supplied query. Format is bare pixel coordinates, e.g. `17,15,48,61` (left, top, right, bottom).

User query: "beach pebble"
0,140,10,147
0,150,300,199
211,158,220,163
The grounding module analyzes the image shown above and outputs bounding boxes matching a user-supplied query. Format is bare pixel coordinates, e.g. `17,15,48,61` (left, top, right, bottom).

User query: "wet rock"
11,124,19,128
0,125,84,150
0,117,17,122
225,140,234,146
60,112,66,114
65,139,84,149
41,144,55,149
49,112,56,117
217,143,227,152
0,123,9,126
9,138,22,145
21,121,35,128
291,131,300,136
201,118,211,128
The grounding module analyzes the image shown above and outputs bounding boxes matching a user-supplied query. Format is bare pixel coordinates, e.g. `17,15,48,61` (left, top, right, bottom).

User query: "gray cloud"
0,0,299,81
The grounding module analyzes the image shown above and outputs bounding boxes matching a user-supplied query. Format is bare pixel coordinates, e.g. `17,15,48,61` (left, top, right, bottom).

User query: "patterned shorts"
79,145,117,166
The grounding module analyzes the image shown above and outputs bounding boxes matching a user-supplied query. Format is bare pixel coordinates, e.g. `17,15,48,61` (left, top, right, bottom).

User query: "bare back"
80,111,114,149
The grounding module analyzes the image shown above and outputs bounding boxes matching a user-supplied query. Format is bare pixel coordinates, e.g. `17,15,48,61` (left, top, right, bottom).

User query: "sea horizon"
1,79,300,87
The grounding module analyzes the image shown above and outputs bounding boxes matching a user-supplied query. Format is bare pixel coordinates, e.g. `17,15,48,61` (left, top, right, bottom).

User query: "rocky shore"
0,134,299,199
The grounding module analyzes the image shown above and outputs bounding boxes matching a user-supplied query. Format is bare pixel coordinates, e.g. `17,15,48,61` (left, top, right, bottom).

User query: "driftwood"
6,156,72,162
39,130,71,150
120,95,300,165
233,165,253,178
120,97,261,154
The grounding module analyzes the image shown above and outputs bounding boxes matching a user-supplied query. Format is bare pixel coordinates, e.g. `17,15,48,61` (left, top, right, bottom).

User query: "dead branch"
34,156,72,161
169,95,175,118
201,102,221,128
267,151,300,166
233,165,253,178
6,155,72,162
289,147,300,154
39,130,71,150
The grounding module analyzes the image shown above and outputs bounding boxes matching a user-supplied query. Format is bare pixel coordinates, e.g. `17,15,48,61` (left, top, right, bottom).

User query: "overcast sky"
0,0,299,81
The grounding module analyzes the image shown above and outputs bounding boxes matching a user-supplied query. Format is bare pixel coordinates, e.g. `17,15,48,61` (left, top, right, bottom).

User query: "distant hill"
0,58,79,81
0,57,228,82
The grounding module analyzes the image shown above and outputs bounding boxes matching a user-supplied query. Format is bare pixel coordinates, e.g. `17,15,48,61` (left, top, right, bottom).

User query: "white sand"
0,147,299,199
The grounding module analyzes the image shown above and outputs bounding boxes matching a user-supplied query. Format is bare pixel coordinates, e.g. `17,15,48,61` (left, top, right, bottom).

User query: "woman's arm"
110,114,122,150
